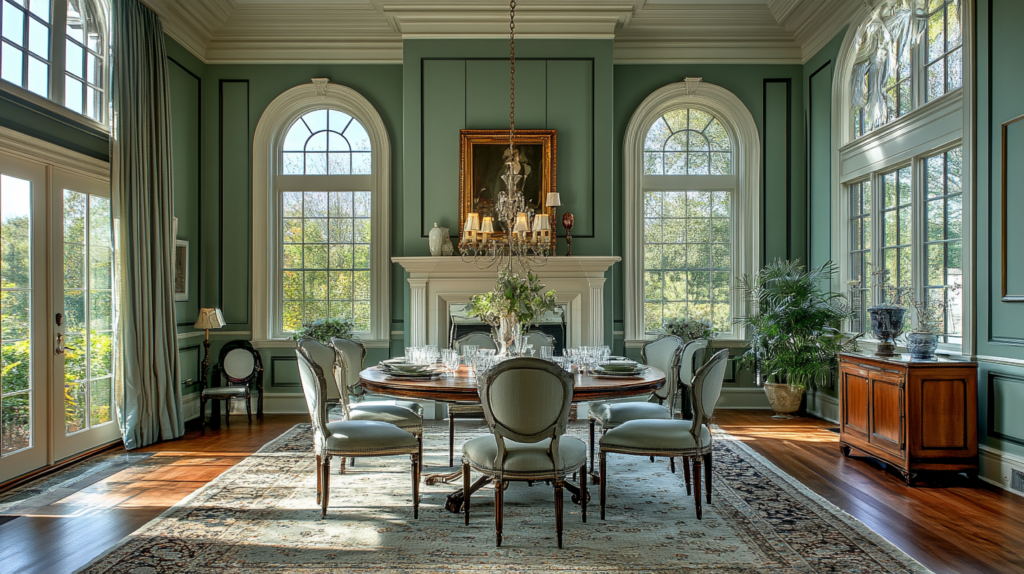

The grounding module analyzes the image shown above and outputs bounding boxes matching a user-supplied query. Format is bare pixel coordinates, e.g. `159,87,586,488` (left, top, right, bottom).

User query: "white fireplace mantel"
392,256,621,348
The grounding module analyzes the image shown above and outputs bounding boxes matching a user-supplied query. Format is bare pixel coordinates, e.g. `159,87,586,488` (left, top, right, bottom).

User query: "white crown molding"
145,0,864,64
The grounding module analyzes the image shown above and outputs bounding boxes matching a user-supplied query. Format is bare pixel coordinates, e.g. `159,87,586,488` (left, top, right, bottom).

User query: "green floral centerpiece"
468,271,558,355
291,317,355,344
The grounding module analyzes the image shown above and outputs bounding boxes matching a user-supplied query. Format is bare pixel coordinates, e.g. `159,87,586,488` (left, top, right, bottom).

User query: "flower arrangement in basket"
660,316,715,342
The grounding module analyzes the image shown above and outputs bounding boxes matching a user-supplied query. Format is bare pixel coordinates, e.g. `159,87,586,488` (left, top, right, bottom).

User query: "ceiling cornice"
145,0,861,65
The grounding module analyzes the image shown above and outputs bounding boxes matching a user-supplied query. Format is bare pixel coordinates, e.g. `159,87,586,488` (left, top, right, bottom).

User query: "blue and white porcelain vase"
906,332,939,360
868,306,907,357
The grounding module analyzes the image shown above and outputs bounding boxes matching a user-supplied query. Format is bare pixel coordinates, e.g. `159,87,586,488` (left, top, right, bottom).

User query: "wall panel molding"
219,80,251,326
987,372,1024,447
1001,113,1024,301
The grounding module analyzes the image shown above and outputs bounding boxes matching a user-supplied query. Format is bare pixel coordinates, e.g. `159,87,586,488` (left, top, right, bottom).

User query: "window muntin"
925,0,963,102
923,147,963,342
282,109,371,176
643,190,732,333
64,0,105,122
848,180,872,333
643,109,732,176
1,0,51,98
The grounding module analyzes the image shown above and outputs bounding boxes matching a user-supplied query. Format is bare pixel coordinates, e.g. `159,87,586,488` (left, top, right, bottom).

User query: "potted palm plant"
737,259,858,418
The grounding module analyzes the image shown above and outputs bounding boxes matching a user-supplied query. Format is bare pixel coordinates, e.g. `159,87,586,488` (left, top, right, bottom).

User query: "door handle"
55,333,65,355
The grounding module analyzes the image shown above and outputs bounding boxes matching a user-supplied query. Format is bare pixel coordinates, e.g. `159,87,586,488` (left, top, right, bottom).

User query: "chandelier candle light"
458,0,552,274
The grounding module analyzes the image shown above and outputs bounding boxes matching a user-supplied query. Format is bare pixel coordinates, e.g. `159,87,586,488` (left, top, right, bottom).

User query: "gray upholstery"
454,331,497,353
588,401,672,426
330,337,366,396
223,348,256,380
462,435,586,476
298,338,342,401
523,330,555,352
200,385,250,397
642,335,684,400
347,404,424,427
322,420,418,452
672,338,710,412
690,348,730,434
600,419,712,451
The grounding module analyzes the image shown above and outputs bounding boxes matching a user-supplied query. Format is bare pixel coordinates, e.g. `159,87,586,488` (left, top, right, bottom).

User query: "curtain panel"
111,0,183,449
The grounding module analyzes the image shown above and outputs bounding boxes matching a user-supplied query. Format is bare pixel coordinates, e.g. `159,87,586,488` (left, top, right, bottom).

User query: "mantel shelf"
391,256,621,277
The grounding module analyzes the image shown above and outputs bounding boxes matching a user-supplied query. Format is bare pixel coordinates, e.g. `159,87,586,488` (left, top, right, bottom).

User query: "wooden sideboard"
838,352,978,486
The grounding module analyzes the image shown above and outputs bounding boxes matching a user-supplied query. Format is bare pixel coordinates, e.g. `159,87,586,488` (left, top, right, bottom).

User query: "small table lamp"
194,308,226,389
545,192,561,253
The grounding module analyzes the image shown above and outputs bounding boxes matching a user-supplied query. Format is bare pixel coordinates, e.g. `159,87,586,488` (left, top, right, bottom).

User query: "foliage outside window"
851,0,962,139
282,109,371,175
643,109,731,176
848,180,872,333
0,0,108,123
1,174,33,455
923,148,962,342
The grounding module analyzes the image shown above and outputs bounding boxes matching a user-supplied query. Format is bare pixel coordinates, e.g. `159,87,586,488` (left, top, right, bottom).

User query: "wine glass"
540,345,553,361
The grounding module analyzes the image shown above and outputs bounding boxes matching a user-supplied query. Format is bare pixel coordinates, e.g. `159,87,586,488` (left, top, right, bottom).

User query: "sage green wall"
801,29,847,406
976,0,1024,459
612,64,807,384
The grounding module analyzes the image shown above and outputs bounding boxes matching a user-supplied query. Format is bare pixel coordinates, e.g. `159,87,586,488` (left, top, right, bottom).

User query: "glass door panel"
52,174,118,460
0,158,47,483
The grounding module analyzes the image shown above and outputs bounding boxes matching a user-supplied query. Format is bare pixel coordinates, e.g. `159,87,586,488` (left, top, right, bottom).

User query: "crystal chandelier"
458,0,553,274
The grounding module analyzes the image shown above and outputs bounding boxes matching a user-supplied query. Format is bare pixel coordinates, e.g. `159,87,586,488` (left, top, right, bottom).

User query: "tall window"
0,0,108,124
837,1,969,352
642,108,734,333
279,110,372,334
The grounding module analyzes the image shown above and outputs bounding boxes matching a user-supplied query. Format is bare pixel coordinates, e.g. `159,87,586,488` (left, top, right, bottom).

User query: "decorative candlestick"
562,212,574,256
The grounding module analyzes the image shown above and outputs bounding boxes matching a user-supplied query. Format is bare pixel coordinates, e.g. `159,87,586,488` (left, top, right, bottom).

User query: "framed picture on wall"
174,239,189,301
458,129,557,248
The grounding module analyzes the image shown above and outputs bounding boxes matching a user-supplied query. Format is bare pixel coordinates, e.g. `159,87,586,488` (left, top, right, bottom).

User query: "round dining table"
358,364,666,513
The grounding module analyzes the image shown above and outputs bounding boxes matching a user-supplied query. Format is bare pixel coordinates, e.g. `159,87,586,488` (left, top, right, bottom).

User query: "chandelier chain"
508,0,516,154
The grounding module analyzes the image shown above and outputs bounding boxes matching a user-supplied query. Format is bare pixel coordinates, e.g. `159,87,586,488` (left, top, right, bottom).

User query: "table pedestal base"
438,473,590,514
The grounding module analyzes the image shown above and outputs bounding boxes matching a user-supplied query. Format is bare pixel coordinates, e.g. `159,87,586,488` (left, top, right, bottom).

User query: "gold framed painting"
458,129,557,247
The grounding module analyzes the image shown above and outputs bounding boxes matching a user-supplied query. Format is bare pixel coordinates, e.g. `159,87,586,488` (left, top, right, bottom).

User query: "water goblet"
540,346,553,361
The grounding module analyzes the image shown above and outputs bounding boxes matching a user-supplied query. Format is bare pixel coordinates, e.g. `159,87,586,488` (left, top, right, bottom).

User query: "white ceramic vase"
428,223,452,256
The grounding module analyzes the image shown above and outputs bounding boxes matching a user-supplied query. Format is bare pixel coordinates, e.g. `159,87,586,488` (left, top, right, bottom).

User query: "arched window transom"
282,110,371,175
643,109,732,175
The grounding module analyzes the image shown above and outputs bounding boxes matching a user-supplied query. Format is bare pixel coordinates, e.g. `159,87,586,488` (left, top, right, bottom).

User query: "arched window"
623,81,759,346
834,0,971,353
0,0,109,125
253,81,391,348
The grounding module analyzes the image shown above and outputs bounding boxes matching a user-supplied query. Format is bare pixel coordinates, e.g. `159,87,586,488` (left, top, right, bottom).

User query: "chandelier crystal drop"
458,0,552,274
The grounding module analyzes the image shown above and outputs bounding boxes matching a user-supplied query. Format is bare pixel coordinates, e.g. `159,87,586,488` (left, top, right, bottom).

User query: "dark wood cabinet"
838,352,978,485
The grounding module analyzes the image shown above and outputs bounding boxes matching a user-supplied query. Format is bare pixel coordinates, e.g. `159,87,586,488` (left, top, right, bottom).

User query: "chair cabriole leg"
670,456,675,474
581,460,588,523
321,455,331,518
588,418,596,468
692,456,702,520
682,455,692,495
315,454,322,503
704,452,712,503
554,479,564,549
463,462,471,525
246,393,252,424
412,453,420,519
449,409,456,467
494,479,504,547
599,451,607,520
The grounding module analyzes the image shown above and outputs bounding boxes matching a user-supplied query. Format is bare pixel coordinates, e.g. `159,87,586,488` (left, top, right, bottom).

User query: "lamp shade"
513,212,530,233
466,213,481,231
194,308,226,330
480,216,494,233
545,192,561,207
533,214,550,232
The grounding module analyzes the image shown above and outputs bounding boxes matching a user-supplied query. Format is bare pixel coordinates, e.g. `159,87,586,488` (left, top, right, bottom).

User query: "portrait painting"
458,129,556,243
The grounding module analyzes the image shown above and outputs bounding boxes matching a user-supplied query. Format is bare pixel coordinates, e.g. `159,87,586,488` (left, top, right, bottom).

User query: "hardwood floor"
1,411,1022,573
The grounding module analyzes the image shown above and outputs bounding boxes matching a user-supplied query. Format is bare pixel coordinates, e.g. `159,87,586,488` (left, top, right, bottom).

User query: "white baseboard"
978,445,1024,498
805,393,839,423
717,388,771,410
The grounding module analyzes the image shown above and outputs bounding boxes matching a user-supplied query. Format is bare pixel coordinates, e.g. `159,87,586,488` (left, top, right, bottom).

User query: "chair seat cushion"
359,400,424,417
600,419,711,452
201,386,249,397
462,435,586,475
349,403,423,428
323,420,418,452
588,401,671,427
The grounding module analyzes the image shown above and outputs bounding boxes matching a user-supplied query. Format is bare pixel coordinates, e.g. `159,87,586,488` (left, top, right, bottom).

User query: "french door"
0,152,119,484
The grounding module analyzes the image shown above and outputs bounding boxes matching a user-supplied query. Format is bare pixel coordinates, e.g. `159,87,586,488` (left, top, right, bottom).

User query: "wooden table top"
359,365,665,403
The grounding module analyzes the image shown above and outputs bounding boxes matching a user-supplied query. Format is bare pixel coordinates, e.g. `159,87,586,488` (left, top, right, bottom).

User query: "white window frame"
252,80,391,349
832,0,974,356
0,0,110,132
623,81,760,347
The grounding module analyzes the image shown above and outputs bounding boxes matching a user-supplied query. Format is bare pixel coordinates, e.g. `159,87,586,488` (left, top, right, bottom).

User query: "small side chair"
598,348,729,520
200,339,263,433
294,345,421,519
461,358,588,548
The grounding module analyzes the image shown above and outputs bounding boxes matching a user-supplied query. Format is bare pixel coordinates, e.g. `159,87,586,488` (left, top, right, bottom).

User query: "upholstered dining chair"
598,348,729,520
328,336,425,423
446,331,499,465
294,345,421,519
588,337,708,472
200,339,263,434
461,358,588,548
297,338,424,472
523,330,556,354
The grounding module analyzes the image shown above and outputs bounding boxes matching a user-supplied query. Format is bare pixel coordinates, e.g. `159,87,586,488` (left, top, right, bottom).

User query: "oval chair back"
218,340,262,385
454,331,497,353
478,358,574,471
670,338,710,416
297,338,345,408
295,343,331,447
641,335,684,401
330,337,366,399
688,349,730,440
523,330,555,352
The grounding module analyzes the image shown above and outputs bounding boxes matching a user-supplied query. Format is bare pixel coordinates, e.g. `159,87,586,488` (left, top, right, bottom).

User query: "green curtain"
111,0,183,449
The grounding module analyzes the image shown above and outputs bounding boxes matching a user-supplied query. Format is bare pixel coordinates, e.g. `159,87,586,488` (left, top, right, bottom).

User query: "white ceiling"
144,0,866,64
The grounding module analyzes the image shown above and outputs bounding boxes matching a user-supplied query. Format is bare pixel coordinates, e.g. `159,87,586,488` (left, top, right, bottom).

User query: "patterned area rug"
78,422,930,573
